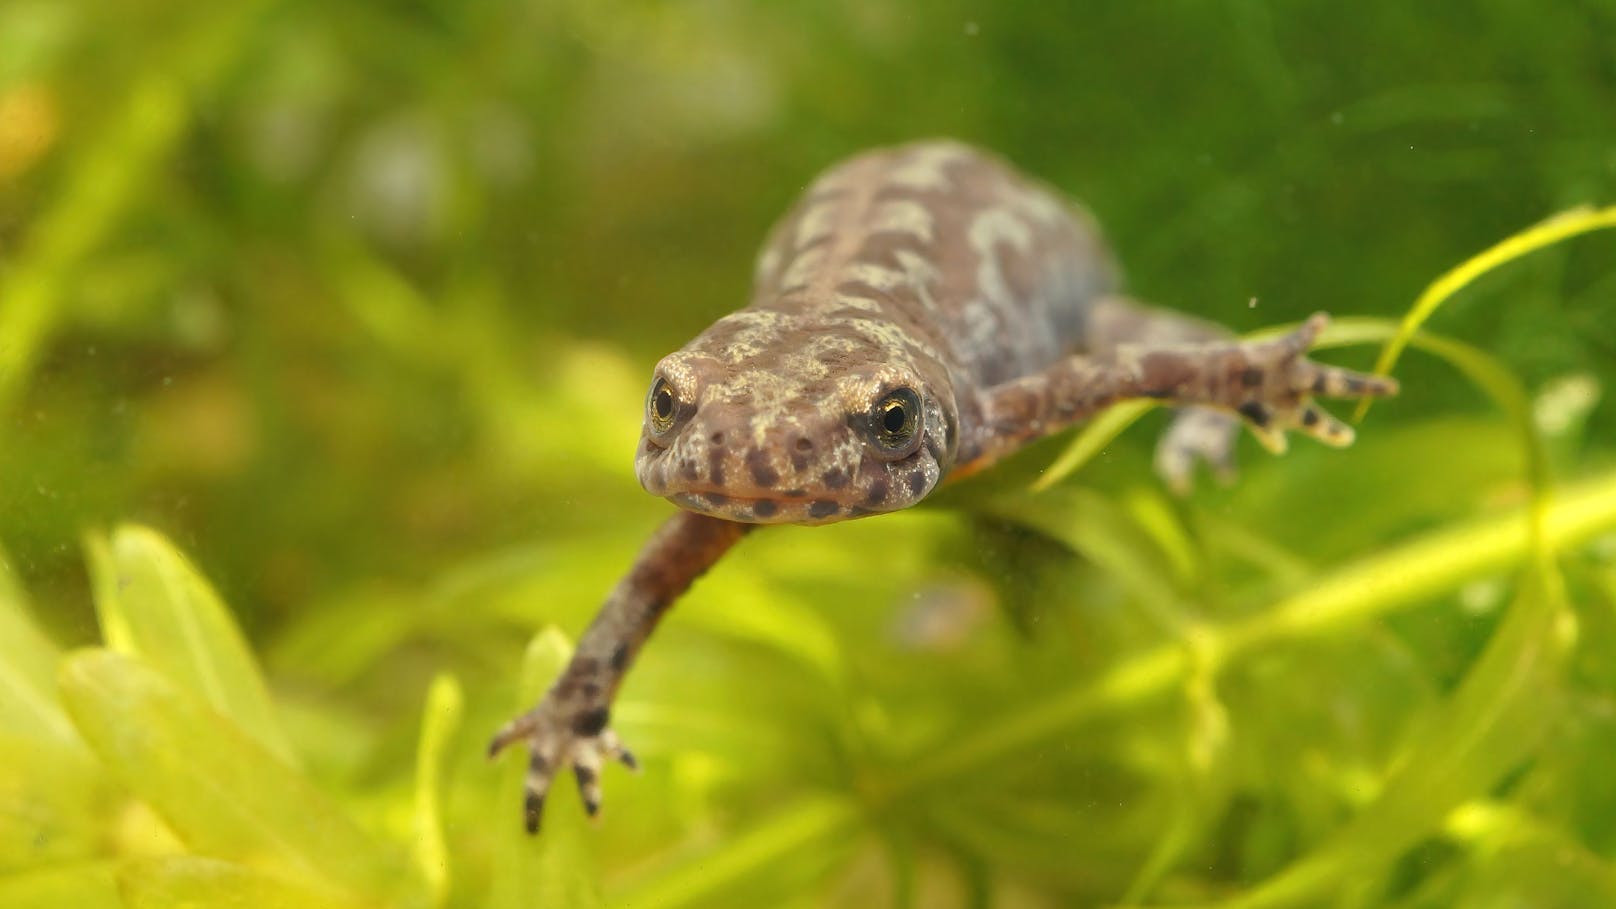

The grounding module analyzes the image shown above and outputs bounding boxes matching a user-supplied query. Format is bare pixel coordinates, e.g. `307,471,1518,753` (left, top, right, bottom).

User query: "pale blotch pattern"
831,293,884,313
711,310,790,364
754,245,781,286
887,142,971,191
842,261,910,291
719,368,804,445
969,206,1034,308
891,248,942,310
870,198,936,243
778,245,828,290
840,315,940,370
794,200,840,249
1001,177,1067,226
801,331,862,361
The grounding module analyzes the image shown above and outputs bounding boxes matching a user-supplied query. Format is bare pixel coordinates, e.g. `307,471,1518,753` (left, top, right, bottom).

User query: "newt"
489,140,1398,832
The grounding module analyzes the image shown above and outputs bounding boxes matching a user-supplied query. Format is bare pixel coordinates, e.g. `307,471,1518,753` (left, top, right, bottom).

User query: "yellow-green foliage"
5,3,1616,908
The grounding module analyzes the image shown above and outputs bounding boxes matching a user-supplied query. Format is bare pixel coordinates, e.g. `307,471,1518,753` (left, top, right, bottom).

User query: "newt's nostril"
794,436,813,453
710,431,725,446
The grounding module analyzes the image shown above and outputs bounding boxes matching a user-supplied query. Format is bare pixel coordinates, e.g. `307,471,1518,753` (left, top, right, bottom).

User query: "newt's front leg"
959,313,1398,474
489,510,753,832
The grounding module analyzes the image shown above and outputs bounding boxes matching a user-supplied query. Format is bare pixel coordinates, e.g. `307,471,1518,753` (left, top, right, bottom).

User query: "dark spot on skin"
747,449,780,487
573,708,610,736
1241,367,1265,387
809,500,839,519
907,472,929,496
680,459,700,480
582,682,600,698
524,792,545,834
610,644,629,671
1237,401,1270,428
849,506,877,517
647,597,670,616
752,499,778,518
864,479,889,505
706,492,730,506
822,468,849,489
707,446,725,485
783,488,806,498
1301,408,1320,427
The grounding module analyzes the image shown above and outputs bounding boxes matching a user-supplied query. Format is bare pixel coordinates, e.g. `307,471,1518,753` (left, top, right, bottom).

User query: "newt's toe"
491,704,637,834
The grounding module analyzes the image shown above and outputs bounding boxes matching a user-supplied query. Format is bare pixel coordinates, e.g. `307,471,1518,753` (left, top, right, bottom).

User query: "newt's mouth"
665,489,868,526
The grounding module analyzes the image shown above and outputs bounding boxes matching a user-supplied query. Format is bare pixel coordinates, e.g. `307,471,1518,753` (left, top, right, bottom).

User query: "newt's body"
490,141,1396,831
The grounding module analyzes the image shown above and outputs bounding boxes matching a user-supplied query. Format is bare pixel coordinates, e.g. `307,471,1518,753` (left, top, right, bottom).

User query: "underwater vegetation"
4,2,1616,907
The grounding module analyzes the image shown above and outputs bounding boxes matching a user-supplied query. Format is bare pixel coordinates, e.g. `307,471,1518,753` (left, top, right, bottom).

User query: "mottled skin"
490,141,1398,831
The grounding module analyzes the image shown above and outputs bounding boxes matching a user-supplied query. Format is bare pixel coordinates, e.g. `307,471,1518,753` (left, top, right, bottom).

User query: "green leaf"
488,627,603,909
57,649,424,909
0,0,268,411
976,485,1196,631
119,856,368,909
0,548,78,746
655,465,1616,908
683,559,846,683
1032,400,1154,491
1360,203,1616,420
0,861,121,909
1199,569,1569,909
413,673,463,908
609,795,859,909
85,524,295,764
0,735,104,872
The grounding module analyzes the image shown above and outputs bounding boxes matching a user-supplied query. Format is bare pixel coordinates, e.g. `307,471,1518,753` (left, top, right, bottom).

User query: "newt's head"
635,312,957,525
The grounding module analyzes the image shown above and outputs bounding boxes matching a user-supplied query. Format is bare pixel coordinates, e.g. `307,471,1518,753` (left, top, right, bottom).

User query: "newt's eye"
647,377,679,436
870,387,922,458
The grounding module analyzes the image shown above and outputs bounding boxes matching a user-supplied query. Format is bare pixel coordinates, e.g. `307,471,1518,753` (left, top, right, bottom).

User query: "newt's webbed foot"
488,703,638,833
1214,312,1398,454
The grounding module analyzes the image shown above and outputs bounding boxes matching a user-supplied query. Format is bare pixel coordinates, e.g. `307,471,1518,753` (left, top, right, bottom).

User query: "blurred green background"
4,1,1616,907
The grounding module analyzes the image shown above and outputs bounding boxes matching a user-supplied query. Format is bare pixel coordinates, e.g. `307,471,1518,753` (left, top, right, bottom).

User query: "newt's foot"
1156,407,1240,494
488,704,638,833
1221,312,1398,454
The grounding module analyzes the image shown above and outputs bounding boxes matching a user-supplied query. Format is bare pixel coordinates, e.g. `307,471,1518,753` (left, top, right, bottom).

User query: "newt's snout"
633,356,947,525
636,402,863,524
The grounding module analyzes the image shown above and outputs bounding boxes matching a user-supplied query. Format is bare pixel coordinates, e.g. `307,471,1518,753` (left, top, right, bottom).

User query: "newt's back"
747,140,1119,389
